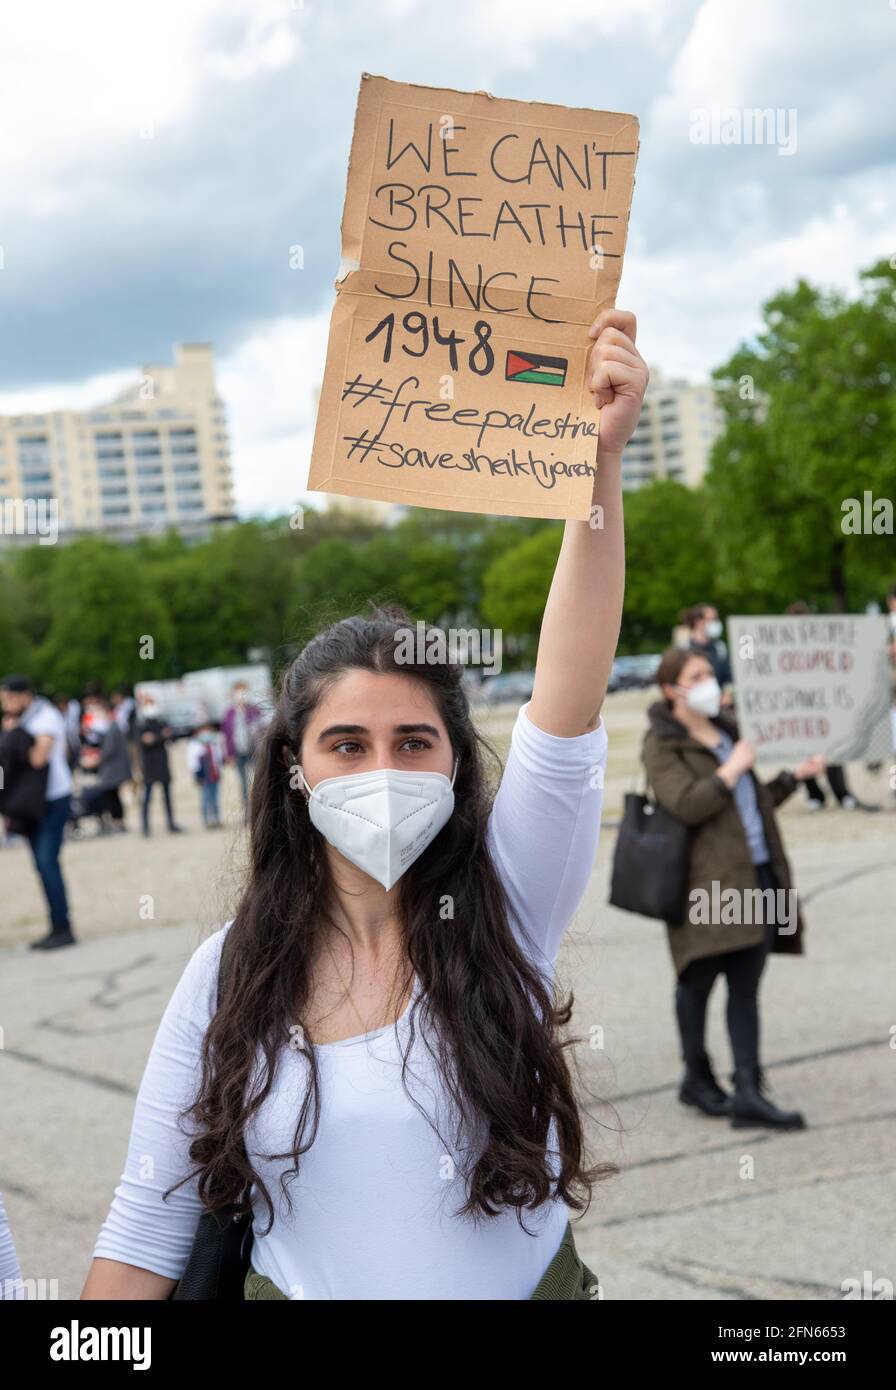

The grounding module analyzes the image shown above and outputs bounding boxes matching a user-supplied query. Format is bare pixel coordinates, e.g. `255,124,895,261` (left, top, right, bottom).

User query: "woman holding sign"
643,649,825,1132
82,311,645,1302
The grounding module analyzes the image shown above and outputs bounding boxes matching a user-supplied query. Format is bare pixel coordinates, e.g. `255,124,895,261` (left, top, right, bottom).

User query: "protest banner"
308,74,639,520
727,614,892,764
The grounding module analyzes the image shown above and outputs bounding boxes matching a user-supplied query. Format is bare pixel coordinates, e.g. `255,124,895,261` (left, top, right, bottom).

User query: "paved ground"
1,691,894,1299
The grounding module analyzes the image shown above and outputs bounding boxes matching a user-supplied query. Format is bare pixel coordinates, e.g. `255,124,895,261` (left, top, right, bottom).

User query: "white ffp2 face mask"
679,676,722,718
704,618,723,640
300,763,457,890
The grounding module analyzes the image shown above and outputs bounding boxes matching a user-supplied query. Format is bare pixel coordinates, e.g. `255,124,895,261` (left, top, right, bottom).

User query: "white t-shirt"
92,703,609,1299
20,696,73,800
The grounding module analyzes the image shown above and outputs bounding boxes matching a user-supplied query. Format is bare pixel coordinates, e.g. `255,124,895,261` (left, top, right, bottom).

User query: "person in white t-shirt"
0,674,76,950
82,310,647,1301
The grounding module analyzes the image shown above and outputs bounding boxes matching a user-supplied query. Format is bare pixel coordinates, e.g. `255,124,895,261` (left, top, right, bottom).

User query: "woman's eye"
332,740,363,754
400,738,430,751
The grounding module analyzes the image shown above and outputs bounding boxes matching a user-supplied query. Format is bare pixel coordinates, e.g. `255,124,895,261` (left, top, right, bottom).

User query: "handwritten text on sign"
308,74,639,520
727,614,892,764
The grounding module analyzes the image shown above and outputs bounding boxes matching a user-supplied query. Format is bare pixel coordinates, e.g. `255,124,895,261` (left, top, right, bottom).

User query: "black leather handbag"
171,1192,254,1301
609,790,691,923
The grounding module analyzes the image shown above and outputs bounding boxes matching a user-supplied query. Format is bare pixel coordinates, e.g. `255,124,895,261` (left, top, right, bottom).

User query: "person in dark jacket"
679,602,733,689
642,647,825,1131
0,719,48,833
135,699,183,837
78,695,132,830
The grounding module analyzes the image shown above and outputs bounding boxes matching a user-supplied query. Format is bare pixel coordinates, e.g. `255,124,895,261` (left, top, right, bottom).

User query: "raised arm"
527,310,648,738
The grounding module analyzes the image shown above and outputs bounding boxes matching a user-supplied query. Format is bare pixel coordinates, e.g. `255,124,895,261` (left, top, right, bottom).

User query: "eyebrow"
316,723,441,741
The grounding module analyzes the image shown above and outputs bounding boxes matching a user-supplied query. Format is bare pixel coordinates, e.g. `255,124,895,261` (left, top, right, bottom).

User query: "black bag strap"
632,760,657,807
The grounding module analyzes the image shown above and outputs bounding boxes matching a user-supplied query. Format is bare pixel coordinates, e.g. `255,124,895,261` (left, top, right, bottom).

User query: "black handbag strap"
634,762,658,809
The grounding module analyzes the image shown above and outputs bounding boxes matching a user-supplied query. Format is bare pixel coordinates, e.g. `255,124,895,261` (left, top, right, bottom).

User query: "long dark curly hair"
168,605,614,1233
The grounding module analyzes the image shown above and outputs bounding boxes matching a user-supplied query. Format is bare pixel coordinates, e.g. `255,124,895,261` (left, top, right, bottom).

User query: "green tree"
705,258,896,612
622,480,714,650
481,525,560,663
35,538,173,692
0,557,32,675
147,519,295,672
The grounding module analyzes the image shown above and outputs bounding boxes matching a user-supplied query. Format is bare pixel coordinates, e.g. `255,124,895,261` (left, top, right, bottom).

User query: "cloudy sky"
1,0,893,516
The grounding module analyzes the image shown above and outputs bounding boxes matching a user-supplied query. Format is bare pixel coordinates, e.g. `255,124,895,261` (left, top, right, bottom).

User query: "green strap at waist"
244,1221,600,1301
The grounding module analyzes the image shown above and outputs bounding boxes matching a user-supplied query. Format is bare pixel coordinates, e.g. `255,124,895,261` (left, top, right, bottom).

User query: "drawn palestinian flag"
505,350,568,388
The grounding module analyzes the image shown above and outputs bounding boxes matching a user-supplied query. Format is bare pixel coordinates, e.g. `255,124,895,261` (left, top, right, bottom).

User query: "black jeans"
803,764,849,804
675,862,779,1075
142,780,175,833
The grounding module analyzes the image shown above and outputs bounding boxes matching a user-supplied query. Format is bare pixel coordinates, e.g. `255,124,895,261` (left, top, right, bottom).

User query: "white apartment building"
0,343,236,544
622,366,724,490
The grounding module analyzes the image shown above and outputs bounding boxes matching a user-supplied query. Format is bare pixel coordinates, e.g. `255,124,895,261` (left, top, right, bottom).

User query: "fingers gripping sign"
586,309,649,456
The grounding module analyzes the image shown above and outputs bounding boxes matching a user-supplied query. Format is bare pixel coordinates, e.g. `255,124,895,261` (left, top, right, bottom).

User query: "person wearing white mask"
78,695,131,831
135,698,183,837
643,649,825,1131
680,602,733,692
82,307,646,1302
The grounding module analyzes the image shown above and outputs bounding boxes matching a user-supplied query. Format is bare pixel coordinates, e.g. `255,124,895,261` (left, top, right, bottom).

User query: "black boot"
679,1053,732,1117
731,1066,805,1130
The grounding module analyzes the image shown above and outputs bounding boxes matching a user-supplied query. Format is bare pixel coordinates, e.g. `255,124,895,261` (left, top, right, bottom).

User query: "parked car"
608,653,661,692
626,653,661,687
477,671,535,705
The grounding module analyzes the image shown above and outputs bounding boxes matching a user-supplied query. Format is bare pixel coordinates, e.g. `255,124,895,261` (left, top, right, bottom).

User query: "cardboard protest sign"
308,74,639,520
727,614,892,764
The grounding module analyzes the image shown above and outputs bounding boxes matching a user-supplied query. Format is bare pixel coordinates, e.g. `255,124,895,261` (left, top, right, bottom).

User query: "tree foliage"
704,257,896,612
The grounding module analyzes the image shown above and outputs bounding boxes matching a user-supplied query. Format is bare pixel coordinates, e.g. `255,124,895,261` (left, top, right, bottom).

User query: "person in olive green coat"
642,648,825,1131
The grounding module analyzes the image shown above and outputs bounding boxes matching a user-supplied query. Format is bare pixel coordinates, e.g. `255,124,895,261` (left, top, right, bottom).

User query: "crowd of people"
0,678,266,950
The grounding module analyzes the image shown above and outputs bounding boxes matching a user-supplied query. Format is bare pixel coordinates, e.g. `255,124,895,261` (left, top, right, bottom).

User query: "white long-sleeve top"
0,1192,23,1297
92,703,608,1300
